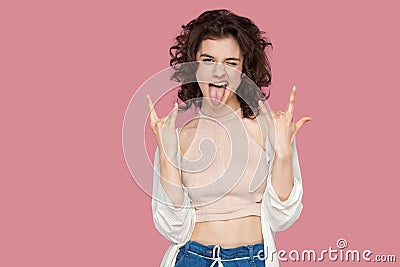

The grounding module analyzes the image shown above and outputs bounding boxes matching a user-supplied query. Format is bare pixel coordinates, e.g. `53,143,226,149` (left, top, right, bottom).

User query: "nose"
212,62,226,79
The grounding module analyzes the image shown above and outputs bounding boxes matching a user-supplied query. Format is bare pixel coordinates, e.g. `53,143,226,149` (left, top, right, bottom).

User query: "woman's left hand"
258,85,312,157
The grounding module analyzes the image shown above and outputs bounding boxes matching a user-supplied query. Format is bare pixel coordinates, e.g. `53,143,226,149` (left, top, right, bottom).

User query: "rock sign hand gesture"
258,86,312,156
146,95,179,162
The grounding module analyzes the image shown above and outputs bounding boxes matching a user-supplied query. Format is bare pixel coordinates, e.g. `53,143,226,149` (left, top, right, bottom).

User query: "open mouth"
208,81,228,106
209,81,228,88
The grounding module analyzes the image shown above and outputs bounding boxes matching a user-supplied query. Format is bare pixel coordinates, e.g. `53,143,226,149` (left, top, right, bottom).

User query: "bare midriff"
190,215,263,248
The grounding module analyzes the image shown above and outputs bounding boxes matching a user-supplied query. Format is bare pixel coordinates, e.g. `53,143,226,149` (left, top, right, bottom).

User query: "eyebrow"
199,53,241,61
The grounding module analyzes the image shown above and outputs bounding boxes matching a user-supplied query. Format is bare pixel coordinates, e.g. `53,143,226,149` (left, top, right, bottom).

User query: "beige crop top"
179,107,271,222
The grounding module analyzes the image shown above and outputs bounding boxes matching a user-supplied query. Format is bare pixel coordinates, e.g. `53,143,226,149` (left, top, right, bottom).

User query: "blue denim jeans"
174,240,265,267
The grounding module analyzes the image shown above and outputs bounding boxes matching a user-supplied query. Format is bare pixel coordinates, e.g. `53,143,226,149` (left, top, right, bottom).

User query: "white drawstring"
209,245,224,267
186,245,264,266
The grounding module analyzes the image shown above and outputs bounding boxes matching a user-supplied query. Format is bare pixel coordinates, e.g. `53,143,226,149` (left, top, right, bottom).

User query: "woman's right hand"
146,95,179,162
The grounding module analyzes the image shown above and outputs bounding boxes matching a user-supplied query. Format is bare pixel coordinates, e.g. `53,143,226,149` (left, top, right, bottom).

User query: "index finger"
146,94,159,121
285,85,296,120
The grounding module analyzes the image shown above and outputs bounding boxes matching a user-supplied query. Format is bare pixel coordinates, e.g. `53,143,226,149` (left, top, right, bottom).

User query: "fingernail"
293,85,296,90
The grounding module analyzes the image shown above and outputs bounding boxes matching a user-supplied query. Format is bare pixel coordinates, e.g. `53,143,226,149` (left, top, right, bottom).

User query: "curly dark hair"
170,9,273,119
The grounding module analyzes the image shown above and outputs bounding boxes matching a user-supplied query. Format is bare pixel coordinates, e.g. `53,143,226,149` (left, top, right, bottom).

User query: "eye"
202,58,214,65
225,62,238,66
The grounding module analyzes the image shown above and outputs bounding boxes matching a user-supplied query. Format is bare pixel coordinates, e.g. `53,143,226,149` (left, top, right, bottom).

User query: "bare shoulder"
178,117,199,156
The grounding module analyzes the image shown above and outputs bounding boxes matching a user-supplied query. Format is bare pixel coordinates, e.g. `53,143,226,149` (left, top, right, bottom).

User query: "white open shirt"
152,128,304,267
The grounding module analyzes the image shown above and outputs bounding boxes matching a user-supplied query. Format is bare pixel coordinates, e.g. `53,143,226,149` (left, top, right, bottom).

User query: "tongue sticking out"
209,86,225,106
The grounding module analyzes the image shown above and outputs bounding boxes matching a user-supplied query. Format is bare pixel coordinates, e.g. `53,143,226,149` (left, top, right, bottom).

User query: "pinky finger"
169,102,179,127
295,116,312,130
146,95,159,121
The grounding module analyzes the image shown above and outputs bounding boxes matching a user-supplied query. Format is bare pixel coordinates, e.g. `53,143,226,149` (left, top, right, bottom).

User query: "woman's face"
195,36,243,111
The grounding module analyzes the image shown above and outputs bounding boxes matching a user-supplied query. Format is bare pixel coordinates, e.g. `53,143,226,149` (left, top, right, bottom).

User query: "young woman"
147,9,311,267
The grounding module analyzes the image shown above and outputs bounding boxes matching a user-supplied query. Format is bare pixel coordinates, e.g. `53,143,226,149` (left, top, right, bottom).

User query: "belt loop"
184,241,190,254
248,244,254,261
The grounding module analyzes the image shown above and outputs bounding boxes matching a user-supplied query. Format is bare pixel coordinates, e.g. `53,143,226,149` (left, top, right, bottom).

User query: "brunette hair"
170,9,273,119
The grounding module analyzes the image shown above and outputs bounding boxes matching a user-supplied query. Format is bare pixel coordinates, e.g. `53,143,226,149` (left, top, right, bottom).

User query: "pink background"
1,0,399,266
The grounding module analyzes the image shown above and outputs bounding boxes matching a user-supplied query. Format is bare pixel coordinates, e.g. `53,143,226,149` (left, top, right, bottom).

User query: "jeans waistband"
181,240,265,266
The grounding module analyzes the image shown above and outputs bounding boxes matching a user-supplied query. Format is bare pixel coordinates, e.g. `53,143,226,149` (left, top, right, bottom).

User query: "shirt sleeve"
151,129,196,244
264,133,304,232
